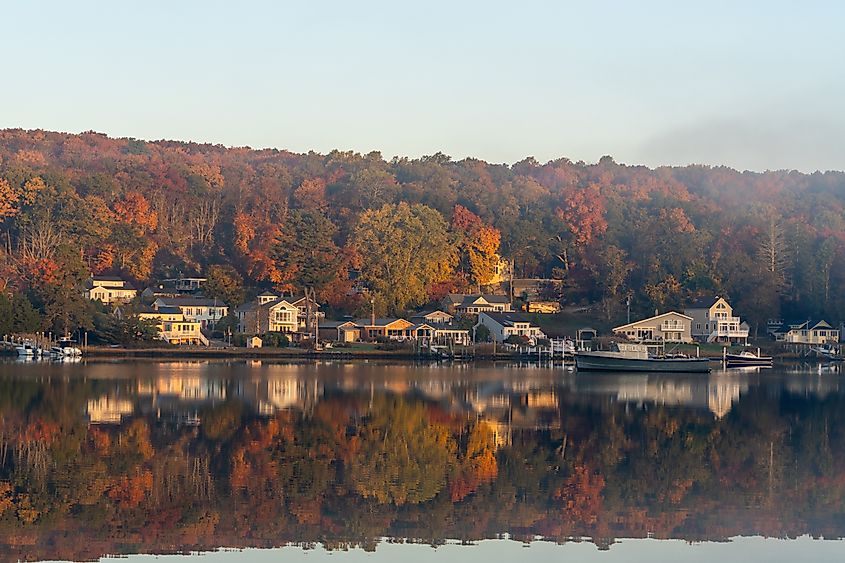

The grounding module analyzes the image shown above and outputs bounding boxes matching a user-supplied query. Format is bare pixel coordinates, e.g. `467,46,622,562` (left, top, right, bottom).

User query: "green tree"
0,293,12,335
272,210,342,293
203,265,245,306
11,293,41,332
353,203,456,314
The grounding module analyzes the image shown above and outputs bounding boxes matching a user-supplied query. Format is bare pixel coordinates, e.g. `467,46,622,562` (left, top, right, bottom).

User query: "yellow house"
84,276,137,304
773,320,839,344
135,305,207,346
613,311,693,343
684,296,749,344
358,318,415,340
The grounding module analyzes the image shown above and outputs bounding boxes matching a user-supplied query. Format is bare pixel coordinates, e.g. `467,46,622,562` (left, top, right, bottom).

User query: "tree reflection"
0,366,842,560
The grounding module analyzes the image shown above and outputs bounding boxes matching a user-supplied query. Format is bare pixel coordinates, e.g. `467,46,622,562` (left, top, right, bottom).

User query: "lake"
0,359,844,562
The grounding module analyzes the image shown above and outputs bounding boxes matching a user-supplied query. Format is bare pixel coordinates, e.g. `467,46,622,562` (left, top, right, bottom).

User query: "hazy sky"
2,1,843,171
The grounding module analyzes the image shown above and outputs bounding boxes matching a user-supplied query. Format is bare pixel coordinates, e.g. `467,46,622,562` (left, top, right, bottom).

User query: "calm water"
0,359,844,562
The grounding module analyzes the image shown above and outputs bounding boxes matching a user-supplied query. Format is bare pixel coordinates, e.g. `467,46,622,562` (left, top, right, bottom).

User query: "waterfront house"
357,318,416,340
474,312,546,343
318,318,470,345
612,311,693,343
429,323,471,346
153,297,228,329
235,298,300,334
83,275,137,304
442,293,513,316
684,296,749,344
318,320,359,343
248,291,322,331
127,304,207,346
410,310,455,325
771,320,839,344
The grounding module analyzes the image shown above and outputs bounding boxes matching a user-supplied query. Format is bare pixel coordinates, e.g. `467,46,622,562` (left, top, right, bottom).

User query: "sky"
2,0,844,172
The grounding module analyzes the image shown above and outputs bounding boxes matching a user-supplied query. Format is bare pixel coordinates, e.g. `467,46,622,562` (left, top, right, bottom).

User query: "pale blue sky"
2,1,844,171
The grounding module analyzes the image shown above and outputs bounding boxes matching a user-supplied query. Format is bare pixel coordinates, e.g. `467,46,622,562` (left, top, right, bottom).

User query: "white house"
153,297,229,329
410,310,455,325
685,296,749,344
474,312,546,343
83,276,137,304
443,294,513,316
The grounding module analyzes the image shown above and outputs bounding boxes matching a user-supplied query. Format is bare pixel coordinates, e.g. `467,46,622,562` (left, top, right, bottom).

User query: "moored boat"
724,350,773,368
50,337,83,358
15,340,42,359
575,342,711,373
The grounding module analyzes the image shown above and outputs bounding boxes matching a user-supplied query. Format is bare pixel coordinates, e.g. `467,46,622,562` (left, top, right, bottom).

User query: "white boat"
51,337,83,358
16,340,41,358
725,350,773,368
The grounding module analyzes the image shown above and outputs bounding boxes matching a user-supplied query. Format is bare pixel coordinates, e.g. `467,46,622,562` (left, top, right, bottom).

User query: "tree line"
2,129,845,334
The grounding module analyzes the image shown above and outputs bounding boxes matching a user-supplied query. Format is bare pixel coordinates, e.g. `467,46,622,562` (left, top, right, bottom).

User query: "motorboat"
51,337,83,358
15,340,42,358
725,349,773,368
810,345,843,361
575,342,711,373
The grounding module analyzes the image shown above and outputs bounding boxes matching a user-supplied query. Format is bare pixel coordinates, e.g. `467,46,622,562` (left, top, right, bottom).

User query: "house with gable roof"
684,296,749,344
442,293,513,316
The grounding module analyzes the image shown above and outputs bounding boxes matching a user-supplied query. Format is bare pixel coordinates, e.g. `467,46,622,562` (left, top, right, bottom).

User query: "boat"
50,337,83,358
15,340,42,358
724,350,773,368
575,342,711,373
810,345,843,362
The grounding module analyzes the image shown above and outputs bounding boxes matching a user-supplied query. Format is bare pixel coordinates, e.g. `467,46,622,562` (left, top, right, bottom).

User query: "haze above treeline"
1,128,844,335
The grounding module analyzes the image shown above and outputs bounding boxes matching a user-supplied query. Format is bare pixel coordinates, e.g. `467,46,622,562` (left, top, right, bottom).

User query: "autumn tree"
451,205,502,287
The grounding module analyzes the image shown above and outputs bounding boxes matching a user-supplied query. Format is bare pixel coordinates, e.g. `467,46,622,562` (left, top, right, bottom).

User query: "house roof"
289,296,321,308
257,291,279,298
444,293,510,306
155,297,227,308
85,278,136,290
320,320,355,329
155,306,183,315
411,309,453,318
480,312,538,327
351,318,412,328
686,296,726,309
613,311,693,332
774,319,835,333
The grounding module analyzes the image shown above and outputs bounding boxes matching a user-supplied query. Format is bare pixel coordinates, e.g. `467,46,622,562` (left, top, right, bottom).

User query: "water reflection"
0,360,843,561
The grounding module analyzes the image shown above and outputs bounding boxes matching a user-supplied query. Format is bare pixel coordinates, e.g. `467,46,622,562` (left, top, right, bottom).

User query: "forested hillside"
1,128,844,334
